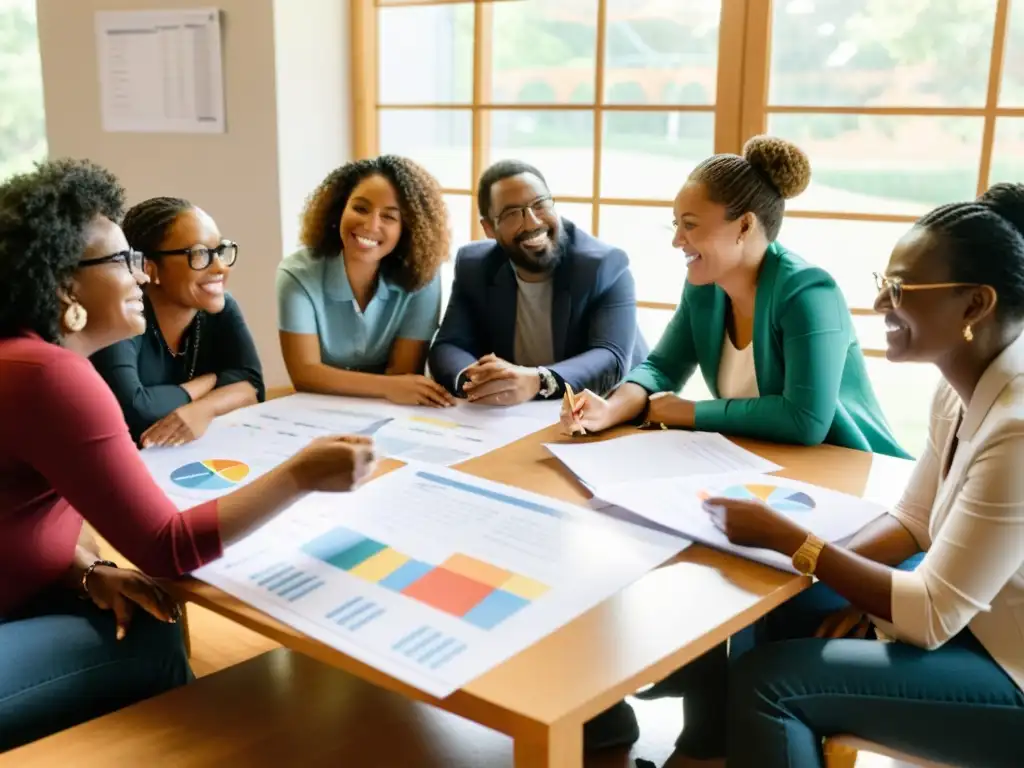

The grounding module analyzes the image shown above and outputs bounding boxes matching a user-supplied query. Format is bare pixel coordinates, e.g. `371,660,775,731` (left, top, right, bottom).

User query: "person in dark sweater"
91,197,264,447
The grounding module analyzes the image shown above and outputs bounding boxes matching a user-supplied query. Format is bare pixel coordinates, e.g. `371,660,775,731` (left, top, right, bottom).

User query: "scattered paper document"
545,430,781,491
223,393,551,467
195,464,688,697
596,471,888,574
95,9,226,133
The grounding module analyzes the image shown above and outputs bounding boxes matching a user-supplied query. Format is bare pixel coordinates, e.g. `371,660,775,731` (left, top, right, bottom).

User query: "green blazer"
625,242,910,459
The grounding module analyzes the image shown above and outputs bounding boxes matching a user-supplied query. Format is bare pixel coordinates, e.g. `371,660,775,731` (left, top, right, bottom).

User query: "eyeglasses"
873,272,979,309
79,249,146,274
494,197,554,229
149,240,238,271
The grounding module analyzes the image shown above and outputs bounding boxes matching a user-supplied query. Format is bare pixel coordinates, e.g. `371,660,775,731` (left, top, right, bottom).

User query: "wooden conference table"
172,414,915,768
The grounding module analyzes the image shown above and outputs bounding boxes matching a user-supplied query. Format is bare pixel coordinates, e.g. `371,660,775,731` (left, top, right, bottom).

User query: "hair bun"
979,182,1024,238
742,135,811,200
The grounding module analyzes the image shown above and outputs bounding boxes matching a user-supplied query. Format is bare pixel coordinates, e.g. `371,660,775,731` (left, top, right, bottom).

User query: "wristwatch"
537,367,558,399
792,534,826,576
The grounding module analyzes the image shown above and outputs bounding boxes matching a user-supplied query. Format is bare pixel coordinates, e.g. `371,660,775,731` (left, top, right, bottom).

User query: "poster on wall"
95,8,226,134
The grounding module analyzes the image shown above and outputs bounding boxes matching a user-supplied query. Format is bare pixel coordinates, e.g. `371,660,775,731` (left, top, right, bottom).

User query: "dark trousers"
673,554,1024,767
0,588,192,752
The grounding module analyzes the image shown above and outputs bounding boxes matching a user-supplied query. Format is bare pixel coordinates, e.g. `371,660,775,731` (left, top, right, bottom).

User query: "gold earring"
63,302,88,333
963,324,974,343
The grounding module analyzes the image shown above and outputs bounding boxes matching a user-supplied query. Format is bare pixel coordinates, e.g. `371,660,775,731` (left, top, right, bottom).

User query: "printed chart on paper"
195,464,688,696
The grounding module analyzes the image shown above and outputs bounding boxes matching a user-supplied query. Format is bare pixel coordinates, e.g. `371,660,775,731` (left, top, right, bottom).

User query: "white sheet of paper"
95,9,225,133
222,394,551,467
195,464,688,696
596,471,888,574
545,430,781,491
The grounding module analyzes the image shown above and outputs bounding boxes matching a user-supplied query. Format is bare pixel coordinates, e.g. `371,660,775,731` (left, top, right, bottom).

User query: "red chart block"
401,567,494,617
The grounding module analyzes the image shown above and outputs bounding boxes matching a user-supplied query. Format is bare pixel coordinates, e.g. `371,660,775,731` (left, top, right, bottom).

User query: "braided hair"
689,136,812,241
0,158,125,342
915,183,1024,321
299,155,449,292
122,196,193,254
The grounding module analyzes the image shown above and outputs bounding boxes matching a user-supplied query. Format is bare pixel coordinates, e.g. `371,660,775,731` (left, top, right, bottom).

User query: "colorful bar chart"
302,527,548,629
249,561,325,602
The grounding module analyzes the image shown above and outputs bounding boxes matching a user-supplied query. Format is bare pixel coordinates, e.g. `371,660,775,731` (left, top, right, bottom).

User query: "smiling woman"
90,197,265,447
275,155,455,408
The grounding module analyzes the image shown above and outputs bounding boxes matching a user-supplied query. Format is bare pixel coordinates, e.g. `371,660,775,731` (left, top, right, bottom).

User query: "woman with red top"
0,159,377,752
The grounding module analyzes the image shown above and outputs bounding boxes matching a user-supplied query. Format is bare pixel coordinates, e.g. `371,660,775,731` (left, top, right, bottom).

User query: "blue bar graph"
324,596,385,631
391,626,466,670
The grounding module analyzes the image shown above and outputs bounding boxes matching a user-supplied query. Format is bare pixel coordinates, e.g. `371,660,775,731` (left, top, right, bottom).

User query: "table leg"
513,720,582,768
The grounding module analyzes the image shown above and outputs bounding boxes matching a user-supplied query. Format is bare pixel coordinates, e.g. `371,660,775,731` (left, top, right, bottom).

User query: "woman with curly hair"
0,159,376,750
91,197,264,448
277,154,455,406
562,136,908,457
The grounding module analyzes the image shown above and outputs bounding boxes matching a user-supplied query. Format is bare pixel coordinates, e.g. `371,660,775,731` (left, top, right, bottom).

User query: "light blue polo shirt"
276,248,441,373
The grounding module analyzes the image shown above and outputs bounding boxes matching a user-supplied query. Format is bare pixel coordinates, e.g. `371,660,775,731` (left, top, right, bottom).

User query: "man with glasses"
429,160,647,409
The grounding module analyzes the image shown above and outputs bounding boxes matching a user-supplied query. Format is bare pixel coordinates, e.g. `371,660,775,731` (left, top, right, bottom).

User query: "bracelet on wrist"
81,560,118,598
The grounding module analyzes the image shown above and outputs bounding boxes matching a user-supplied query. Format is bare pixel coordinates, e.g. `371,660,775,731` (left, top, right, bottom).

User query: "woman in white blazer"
649,183,1024,767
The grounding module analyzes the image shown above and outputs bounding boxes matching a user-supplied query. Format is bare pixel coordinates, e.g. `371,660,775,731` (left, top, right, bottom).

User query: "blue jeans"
672,554,1024,767
0,588,193,752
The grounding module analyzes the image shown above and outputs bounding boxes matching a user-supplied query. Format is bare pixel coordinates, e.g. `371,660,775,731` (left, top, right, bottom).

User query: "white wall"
37,0,351,386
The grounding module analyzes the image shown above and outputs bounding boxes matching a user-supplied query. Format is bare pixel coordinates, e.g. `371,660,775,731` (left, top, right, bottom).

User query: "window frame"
354,0,1020,360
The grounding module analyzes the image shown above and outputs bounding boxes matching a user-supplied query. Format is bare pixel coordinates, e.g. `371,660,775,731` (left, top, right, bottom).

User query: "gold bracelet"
81,560,117,597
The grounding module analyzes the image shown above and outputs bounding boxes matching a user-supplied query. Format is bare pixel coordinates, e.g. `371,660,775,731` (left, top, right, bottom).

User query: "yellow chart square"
441,553,511,588
501,573,549,600
349,547,409,583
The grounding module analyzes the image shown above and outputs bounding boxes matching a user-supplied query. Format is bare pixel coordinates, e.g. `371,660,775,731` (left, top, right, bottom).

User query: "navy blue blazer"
429,220,648,397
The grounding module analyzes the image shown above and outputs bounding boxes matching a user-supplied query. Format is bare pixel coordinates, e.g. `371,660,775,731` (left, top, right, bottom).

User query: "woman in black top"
91,197,264,447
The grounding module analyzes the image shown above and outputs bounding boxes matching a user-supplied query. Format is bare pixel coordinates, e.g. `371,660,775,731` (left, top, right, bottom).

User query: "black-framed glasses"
873,272,980,309
494,197,554,229
79,249,146,274
149,240,238,271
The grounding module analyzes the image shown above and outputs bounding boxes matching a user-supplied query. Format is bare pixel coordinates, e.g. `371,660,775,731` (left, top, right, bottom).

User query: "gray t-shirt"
513,271,555,368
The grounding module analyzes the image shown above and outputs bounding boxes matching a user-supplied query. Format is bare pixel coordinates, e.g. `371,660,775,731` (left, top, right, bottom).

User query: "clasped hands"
461,354,541,406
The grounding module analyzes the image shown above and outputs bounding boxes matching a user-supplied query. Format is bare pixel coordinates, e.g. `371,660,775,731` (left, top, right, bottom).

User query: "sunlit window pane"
379,109,472,190
770,0,997,107
378,5,473,104
555,202,594,233
779,217,910,310
1001,0,1024,106
490,0,598,104
990,118,1024,187
864,357,939,458
441,194,472,311
601,112,714,200
0,0,46,178
599,204,682,305
768,114,984,215
604,0,720,105
490,111,595,197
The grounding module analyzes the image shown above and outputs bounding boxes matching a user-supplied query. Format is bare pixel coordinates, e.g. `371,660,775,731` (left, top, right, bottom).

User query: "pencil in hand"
565,384,587,436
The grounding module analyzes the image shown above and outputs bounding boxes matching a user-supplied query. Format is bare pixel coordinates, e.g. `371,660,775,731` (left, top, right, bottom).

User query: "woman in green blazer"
562,136,909,460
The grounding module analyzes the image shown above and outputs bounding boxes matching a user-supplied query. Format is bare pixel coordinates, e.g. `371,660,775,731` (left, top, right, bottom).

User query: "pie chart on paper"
170,459,250,491
701,483,817,513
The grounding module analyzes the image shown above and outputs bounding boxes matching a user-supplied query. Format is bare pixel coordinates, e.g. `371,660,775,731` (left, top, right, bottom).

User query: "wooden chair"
1,648,516,767
824,735,957,768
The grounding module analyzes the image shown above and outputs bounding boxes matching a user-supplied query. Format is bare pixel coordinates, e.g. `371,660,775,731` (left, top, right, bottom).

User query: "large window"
354,0,1022,455
0,0,47,177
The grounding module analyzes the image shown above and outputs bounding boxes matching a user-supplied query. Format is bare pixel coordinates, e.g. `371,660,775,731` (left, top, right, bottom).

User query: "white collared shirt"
873,331,1024,691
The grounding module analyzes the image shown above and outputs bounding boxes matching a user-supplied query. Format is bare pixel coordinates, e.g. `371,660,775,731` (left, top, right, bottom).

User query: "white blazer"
874,331,1024,690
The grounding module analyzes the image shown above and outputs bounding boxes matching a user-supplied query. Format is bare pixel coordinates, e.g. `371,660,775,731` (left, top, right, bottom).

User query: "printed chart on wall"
597,470,888,573
195,464,688,696
221,393,553,466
